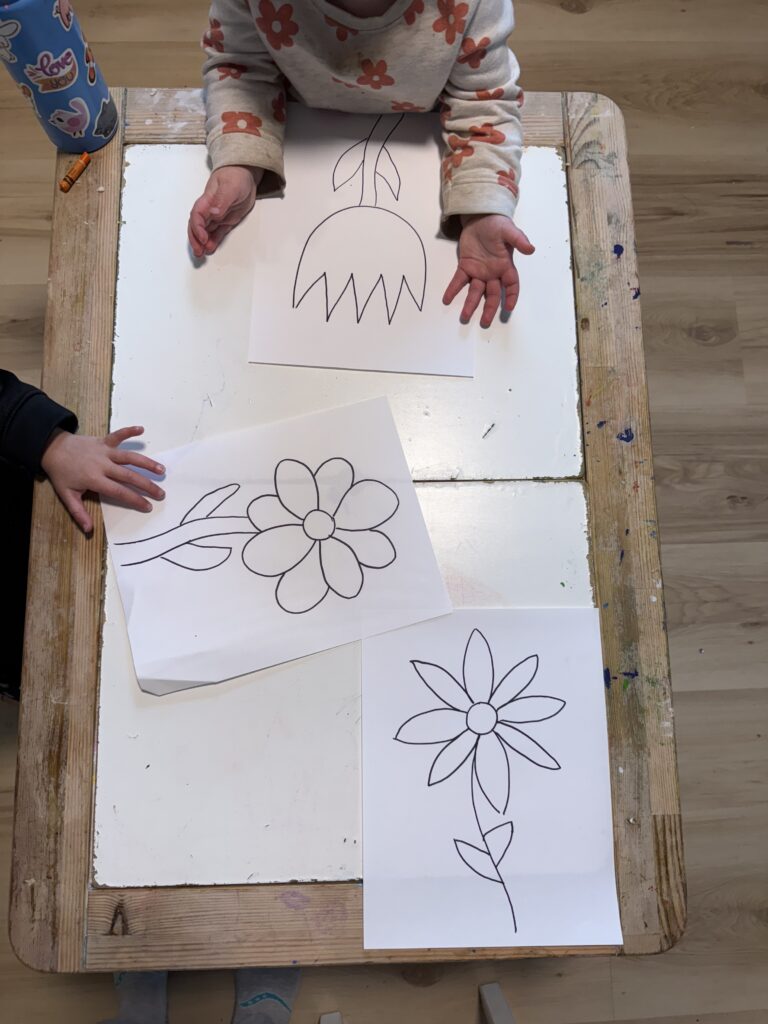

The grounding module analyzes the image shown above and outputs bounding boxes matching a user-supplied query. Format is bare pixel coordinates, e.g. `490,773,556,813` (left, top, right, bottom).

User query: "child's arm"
0,370,164,534
189,0,287,257
439,0,533,326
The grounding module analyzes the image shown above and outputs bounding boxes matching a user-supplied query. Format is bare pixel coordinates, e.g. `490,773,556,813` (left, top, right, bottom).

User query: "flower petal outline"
491,654,539,710
496,722,562,770
315,456,354,515
242,524,313,577
411,660,471,712
334,478,399,531
247,493,298,530
474,733,510,813
274,459,319,519
336,527,395,568
428,729,477,785
395,708,467,745
275,544,329,614
319,536,364,598
463,628,494,702
500,695,566,723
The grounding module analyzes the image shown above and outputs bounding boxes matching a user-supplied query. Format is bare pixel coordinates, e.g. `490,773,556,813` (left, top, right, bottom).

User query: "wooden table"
10,89,685,972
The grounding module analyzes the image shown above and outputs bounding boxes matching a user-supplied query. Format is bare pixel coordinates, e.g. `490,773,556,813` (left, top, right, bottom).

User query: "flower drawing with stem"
292,113,427,324
395,629,565,930
115,457,399,615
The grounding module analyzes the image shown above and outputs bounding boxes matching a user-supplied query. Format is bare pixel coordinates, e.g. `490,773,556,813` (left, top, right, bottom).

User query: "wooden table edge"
9,89,685,973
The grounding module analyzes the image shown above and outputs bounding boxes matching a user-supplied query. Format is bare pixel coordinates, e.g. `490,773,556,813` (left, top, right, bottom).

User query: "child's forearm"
439,0,524,234
202,0,287,193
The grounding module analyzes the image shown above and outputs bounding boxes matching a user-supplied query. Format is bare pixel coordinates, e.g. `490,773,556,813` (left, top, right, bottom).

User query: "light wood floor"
1,1,766,1021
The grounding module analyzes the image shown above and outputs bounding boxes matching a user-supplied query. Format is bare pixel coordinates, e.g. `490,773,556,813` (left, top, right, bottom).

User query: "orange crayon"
59,152,91,193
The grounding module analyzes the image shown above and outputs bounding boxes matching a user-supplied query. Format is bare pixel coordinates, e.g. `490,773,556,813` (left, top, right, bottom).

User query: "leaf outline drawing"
292,114,427,324
115,457,399,615
394,628,566,931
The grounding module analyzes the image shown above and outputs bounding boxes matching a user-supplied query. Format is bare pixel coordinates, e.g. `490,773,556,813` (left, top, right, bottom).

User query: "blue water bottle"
0,0,118,152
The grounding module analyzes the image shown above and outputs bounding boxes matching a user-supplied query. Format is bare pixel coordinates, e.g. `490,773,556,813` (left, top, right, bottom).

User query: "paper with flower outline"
292,113,427,324
395,628,565,931
115,456,400,615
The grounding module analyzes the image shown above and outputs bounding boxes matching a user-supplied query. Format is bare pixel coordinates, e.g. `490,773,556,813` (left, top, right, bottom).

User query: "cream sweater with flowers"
202,0,524,225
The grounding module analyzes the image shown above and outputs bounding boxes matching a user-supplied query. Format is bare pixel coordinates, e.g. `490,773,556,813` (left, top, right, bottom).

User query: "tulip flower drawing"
395,629,566,930
292,113,427,324
115,456,399,615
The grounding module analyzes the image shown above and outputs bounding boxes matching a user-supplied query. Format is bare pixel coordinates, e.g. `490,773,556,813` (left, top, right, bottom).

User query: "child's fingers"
443,267,469,305
61,489,93,534
480,280,502,328
189,194,215,243
107,464,165,500
460,279,486,322
503,268,521,312
106,425,144,447
111,449,165,476
206,223,234,252
188,219,206,257
99,478,153,512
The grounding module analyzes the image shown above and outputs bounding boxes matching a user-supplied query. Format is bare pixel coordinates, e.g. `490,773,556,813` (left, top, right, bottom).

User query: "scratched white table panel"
110,144,580,481
94,481,592,886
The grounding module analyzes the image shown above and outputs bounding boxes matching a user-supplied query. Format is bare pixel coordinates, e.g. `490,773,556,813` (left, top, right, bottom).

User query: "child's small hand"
443,214,535,327
188,166,263,258
40,425,165,534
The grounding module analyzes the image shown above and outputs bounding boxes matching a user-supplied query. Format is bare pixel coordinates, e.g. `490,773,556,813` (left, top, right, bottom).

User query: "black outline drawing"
292,114,427,324
115,457,399,615
394,629,566,932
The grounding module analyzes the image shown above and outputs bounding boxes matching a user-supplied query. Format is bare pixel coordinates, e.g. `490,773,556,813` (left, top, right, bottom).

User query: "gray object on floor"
232,967,302,1024
318,1014,344,1024
100,970,168,1024
479,982,517,1024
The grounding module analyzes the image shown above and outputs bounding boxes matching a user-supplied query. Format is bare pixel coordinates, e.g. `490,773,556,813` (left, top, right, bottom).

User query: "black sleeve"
0,370,78,475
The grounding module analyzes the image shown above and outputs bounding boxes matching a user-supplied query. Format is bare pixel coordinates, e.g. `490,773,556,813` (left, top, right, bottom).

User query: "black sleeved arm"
0,370,78,475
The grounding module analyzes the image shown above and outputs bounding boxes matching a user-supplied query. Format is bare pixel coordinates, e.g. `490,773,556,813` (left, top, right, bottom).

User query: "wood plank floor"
1,1,766,1020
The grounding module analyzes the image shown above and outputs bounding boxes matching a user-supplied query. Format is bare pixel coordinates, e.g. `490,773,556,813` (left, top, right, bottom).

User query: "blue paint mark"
602,602,609,609
597,420,606,428
621,670,639,679
613,244,624,258
240,993,291,1012
649,530,657,538
619,548,625,563
617,427,635,443
632,287,641,299
603,667,611,689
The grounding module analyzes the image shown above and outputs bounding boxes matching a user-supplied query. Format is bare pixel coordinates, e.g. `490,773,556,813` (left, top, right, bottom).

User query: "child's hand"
188,166,263,258
443,214,535,327
40,425,165,534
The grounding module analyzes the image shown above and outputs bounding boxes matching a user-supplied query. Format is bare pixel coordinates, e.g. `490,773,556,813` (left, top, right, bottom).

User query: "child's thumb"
63,490,93,534
505,223,535,254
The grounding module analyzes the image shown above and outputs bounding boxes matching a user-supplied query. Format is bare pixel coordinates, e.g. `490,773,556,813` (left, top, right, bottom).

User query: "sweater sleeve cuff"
209,133,285,196
441,181,519,239
7,391,78,475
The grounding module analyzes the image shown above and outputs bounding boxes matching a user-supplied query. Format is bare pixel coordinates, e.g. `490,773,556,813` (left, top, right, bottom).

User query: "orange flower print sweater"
202,0,524,228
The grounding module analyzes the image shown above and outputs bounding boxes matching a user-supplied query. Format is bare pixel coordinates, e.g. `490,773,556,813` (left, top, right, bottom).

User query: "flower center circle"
303,509,335,541
466,702,498,735
272,18,283,32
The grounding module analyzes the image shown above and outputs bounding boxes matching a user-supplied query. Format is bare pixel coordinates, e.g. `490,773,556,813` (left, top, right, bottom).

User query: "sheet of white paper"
362,608,622,949
102,398,451,694
249,107,479,377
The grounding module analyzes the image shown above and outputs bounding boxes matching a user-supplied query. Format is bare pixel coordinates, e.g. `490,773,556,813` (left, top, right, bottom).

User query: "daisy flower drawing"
115,456,399,615
395,628,566,930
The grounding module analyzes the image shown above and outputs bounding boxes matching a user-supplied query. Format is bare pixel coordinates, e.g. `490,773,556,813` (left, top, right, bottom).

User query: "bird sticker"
48,96,90,138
